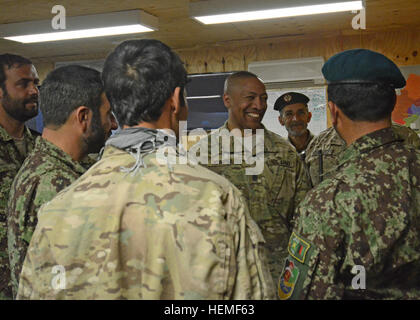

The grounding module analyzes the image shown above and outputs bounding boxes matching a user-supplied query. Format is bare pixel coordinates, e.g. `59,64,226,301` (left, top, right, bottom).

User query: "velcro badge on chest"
278,258,300,300
279,160,291,168
288,232,310,263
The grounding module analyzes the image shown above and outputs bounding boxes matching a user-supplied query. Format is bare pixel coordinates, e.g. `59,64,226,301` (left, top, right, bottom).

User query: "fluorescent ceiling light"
0,10,158,43
191,0,364,24
5,25,153,43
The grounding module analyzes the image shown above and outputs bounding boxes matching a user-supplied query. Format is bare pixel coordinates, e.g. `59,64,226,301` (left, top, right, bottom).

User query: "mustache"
24,96,39,104
290,121,305,127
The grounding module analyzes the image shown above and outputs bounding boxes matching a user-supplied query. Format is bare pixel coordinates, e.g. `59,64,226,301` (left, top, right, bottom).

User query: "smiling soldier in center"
197,71,311,283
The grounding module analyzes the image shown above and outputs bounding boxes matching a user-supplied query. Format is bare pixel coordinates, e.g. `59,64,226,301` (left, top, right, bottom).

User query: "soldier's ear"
328,102,338,126
279,115,285,126
170,87,182,115
307,112,312,123
75,106,91,133
223,93,231,110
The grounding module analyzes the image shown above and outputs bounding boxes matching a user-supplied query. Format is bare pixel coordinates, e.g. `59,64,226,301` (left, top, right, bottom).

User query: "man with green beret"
275,92,315,158
279,49,420,299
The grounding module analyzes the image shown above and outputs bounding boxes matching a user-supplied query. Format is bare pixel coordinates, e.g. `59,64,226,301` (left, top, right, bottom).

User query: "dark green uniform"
280,128,420,299
280,48,419,300
7,137,87,296
305,124,420,187
0,125,39,299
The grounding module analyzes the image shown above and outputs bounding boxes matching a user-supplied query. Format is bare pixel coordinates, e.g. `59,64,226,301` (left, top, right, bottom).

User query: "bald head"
224,71,261,95
223,71,267,132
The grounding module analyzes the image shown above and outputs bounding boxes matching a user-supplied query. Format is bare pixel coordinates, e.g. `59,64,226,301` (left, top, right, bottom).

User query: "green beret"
322,49,406,89
274,92,310,112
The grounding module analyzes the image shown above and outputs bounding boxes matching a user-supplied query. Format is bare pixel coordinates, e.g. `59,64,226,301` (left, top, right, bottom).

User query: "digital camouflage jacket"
0,125,39,299
8,137,87,296
279,127,420,300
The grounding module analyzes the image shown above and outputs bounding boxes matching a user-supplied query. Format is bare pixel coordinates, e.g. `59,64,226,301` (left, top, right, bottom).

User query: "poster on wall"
262,86,328,138
393,74,420,130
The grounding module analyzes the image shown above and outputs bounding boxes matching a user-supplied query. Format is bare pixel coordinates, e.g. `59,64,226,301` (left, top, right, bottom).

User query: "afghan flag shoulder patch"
278,258,300,300
288,232,311,264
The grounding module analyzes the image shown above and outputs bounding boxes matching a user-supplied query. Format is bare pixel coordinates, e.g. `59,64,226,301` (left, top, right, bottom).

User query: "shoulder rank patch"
278,258,300,300
288,232,310,263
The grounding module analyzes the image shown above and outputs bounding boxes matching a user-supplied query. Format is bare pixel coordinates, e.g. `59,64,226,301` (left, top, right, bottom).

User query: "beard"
286,121,307,137
84,112,107,154
2,90,39,122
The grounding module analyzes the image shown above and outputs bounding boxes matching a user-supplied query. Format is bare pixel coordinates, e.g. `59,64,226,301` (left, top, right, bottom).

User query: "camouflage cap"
322,49,406,89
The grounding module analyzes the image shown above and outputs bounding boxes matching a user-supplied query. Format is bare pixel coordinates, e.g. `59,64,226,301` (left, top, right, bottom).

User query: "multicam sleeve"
227,186,277,300
16,208,58,301
15,228,42,300
15,250,35,299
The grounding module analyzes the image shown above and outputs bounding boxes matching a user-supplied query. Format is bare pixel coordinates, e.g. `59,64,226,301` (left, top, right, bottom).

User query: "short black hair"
0,53,33,91
327,83,397,122
224,71,260,94
102,39,188,126
40,65,103,127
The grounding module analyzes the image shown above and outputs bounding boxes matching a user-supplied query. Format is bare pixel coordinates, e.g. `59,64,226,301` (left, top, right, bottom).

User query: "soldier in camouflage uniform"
305,123,420,187
193,72,311,284
279,49,420,300
7,65,118,297
0,54,40,299
17,39,276,300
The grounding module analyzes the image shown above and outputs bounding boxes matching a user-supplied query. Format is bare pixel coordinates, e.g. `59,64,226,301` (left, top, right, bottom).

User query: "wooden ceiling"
0,0,419,62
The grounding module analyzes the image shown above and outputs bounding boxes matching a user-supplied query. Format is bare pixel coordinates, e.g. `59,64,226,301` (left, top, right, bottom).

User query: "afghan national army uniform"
17,128,276,300
7,137,87,296
0,125,39,299
305,123,420,187
279,128,420,299
194,122,311,282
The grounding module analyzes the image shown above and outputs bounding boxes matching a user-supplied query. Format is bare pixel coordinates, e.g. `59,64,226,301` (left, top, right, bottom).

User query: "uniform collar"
330,127,346,146
288,129,314,152
34,137,87,175
219,121,267,132
338,127,402,166
214,121,268,154
0,124,34,142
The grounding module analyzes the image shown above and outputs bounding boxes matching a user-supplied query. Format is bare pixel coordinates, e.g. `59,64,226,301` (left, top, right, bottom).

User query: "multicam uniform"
279,128,420,299
196,122,311,282
305,123,420,187
7,137,87,296
17,128,276,300
0,125,39,299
